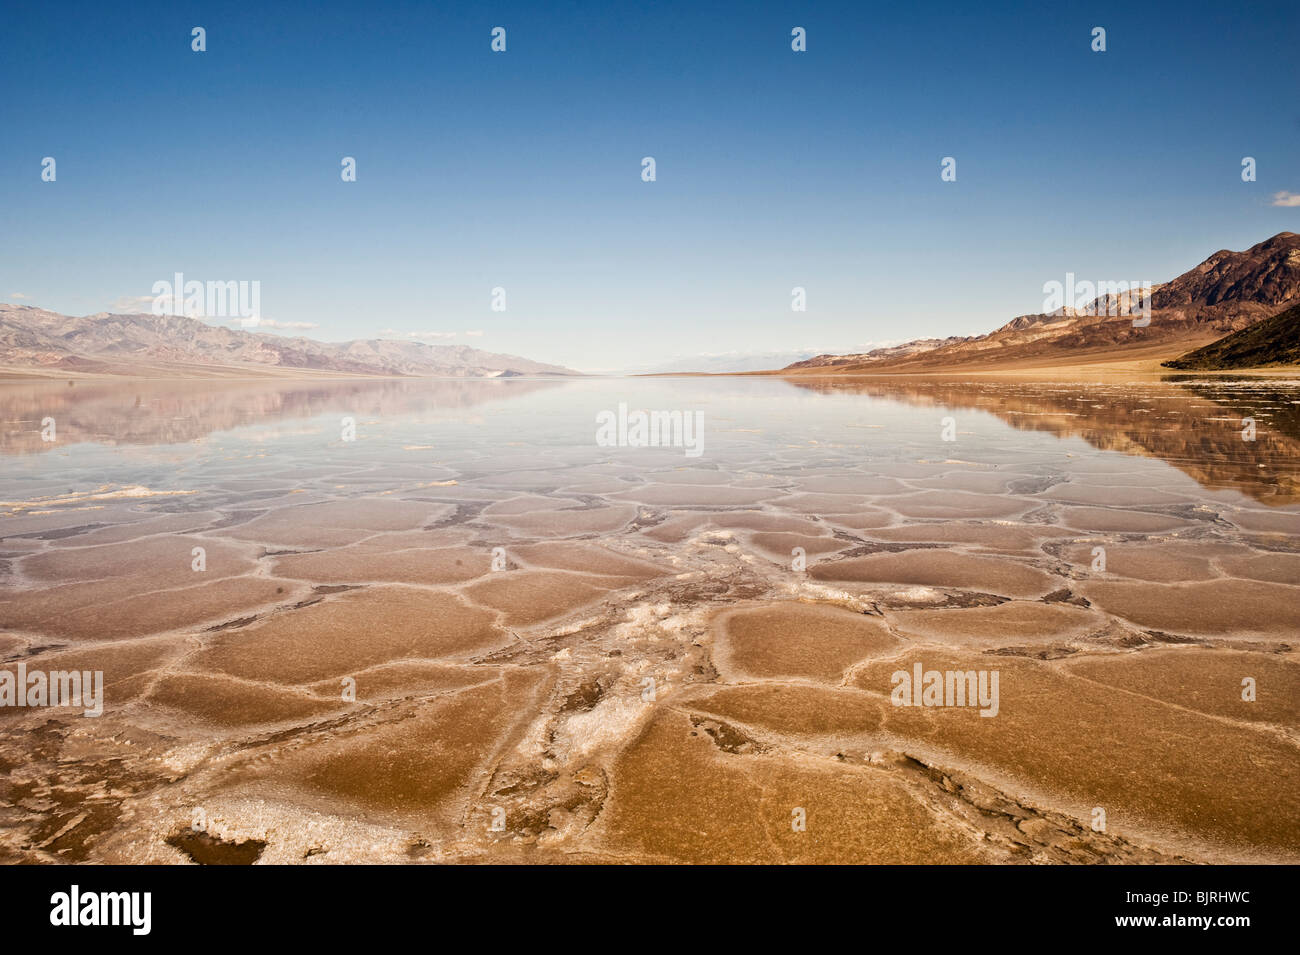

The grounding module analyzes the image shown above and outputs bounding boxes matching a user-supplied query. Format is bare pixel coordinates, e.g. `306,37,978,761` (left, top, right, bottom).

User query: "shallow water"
1,375,1298,864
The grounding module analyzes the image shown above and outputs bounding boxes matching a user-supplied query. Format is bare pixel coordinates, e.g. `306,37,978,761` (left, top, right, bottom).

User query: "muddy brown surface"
1,375,1297,864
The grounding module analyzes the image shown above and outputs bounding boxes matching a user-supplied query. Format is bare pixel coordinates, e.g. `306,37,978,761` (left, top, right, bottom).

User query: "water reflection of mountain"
0,378,564,455
783,376,1300,505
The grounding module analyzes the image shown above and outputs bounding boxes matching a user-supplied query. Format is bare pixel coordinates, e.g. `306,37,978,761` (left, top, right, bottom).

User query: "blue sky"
2,0,1297,372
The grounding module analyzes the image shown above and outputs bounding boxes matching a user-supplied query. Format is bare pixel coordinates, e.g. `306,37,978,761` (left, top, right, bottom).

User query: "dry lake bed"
1,374,1298,864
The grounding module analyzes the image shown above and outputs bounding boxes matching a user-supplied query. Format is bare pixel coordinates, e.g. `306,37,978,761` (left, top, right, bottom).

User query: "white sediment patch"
894,586,942,602
0,484,197,512
616,602,673,633
788,581,876,612
160,742,220,774
550,617,601,638
557,695,650,762
136,797,420,865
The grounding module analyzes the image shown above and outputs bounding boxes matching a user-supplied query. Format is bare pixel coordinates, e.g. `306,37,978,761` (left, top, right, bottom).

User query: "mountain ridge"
0,305,582,378
782,232,1300,373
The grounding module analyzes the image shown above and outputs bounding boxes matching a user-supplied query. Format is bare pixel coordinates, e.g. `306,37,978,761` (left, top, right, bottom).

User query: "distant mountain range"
0,306,582,378
782,232,1300,373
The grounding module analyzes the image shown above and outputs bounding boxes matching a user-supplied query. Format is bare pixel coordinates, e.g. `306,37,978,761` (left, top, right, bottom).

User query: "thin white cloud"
11,292,30,300
1271,191,1300,207
464,330,484,337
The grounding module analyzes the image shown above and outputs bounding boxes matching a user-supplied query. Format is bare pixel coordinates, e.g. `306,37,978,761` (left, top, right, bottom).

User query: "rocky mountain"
782,232,1300,373
0,306,581,378
1163,301,1300,370
785,336,974,370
